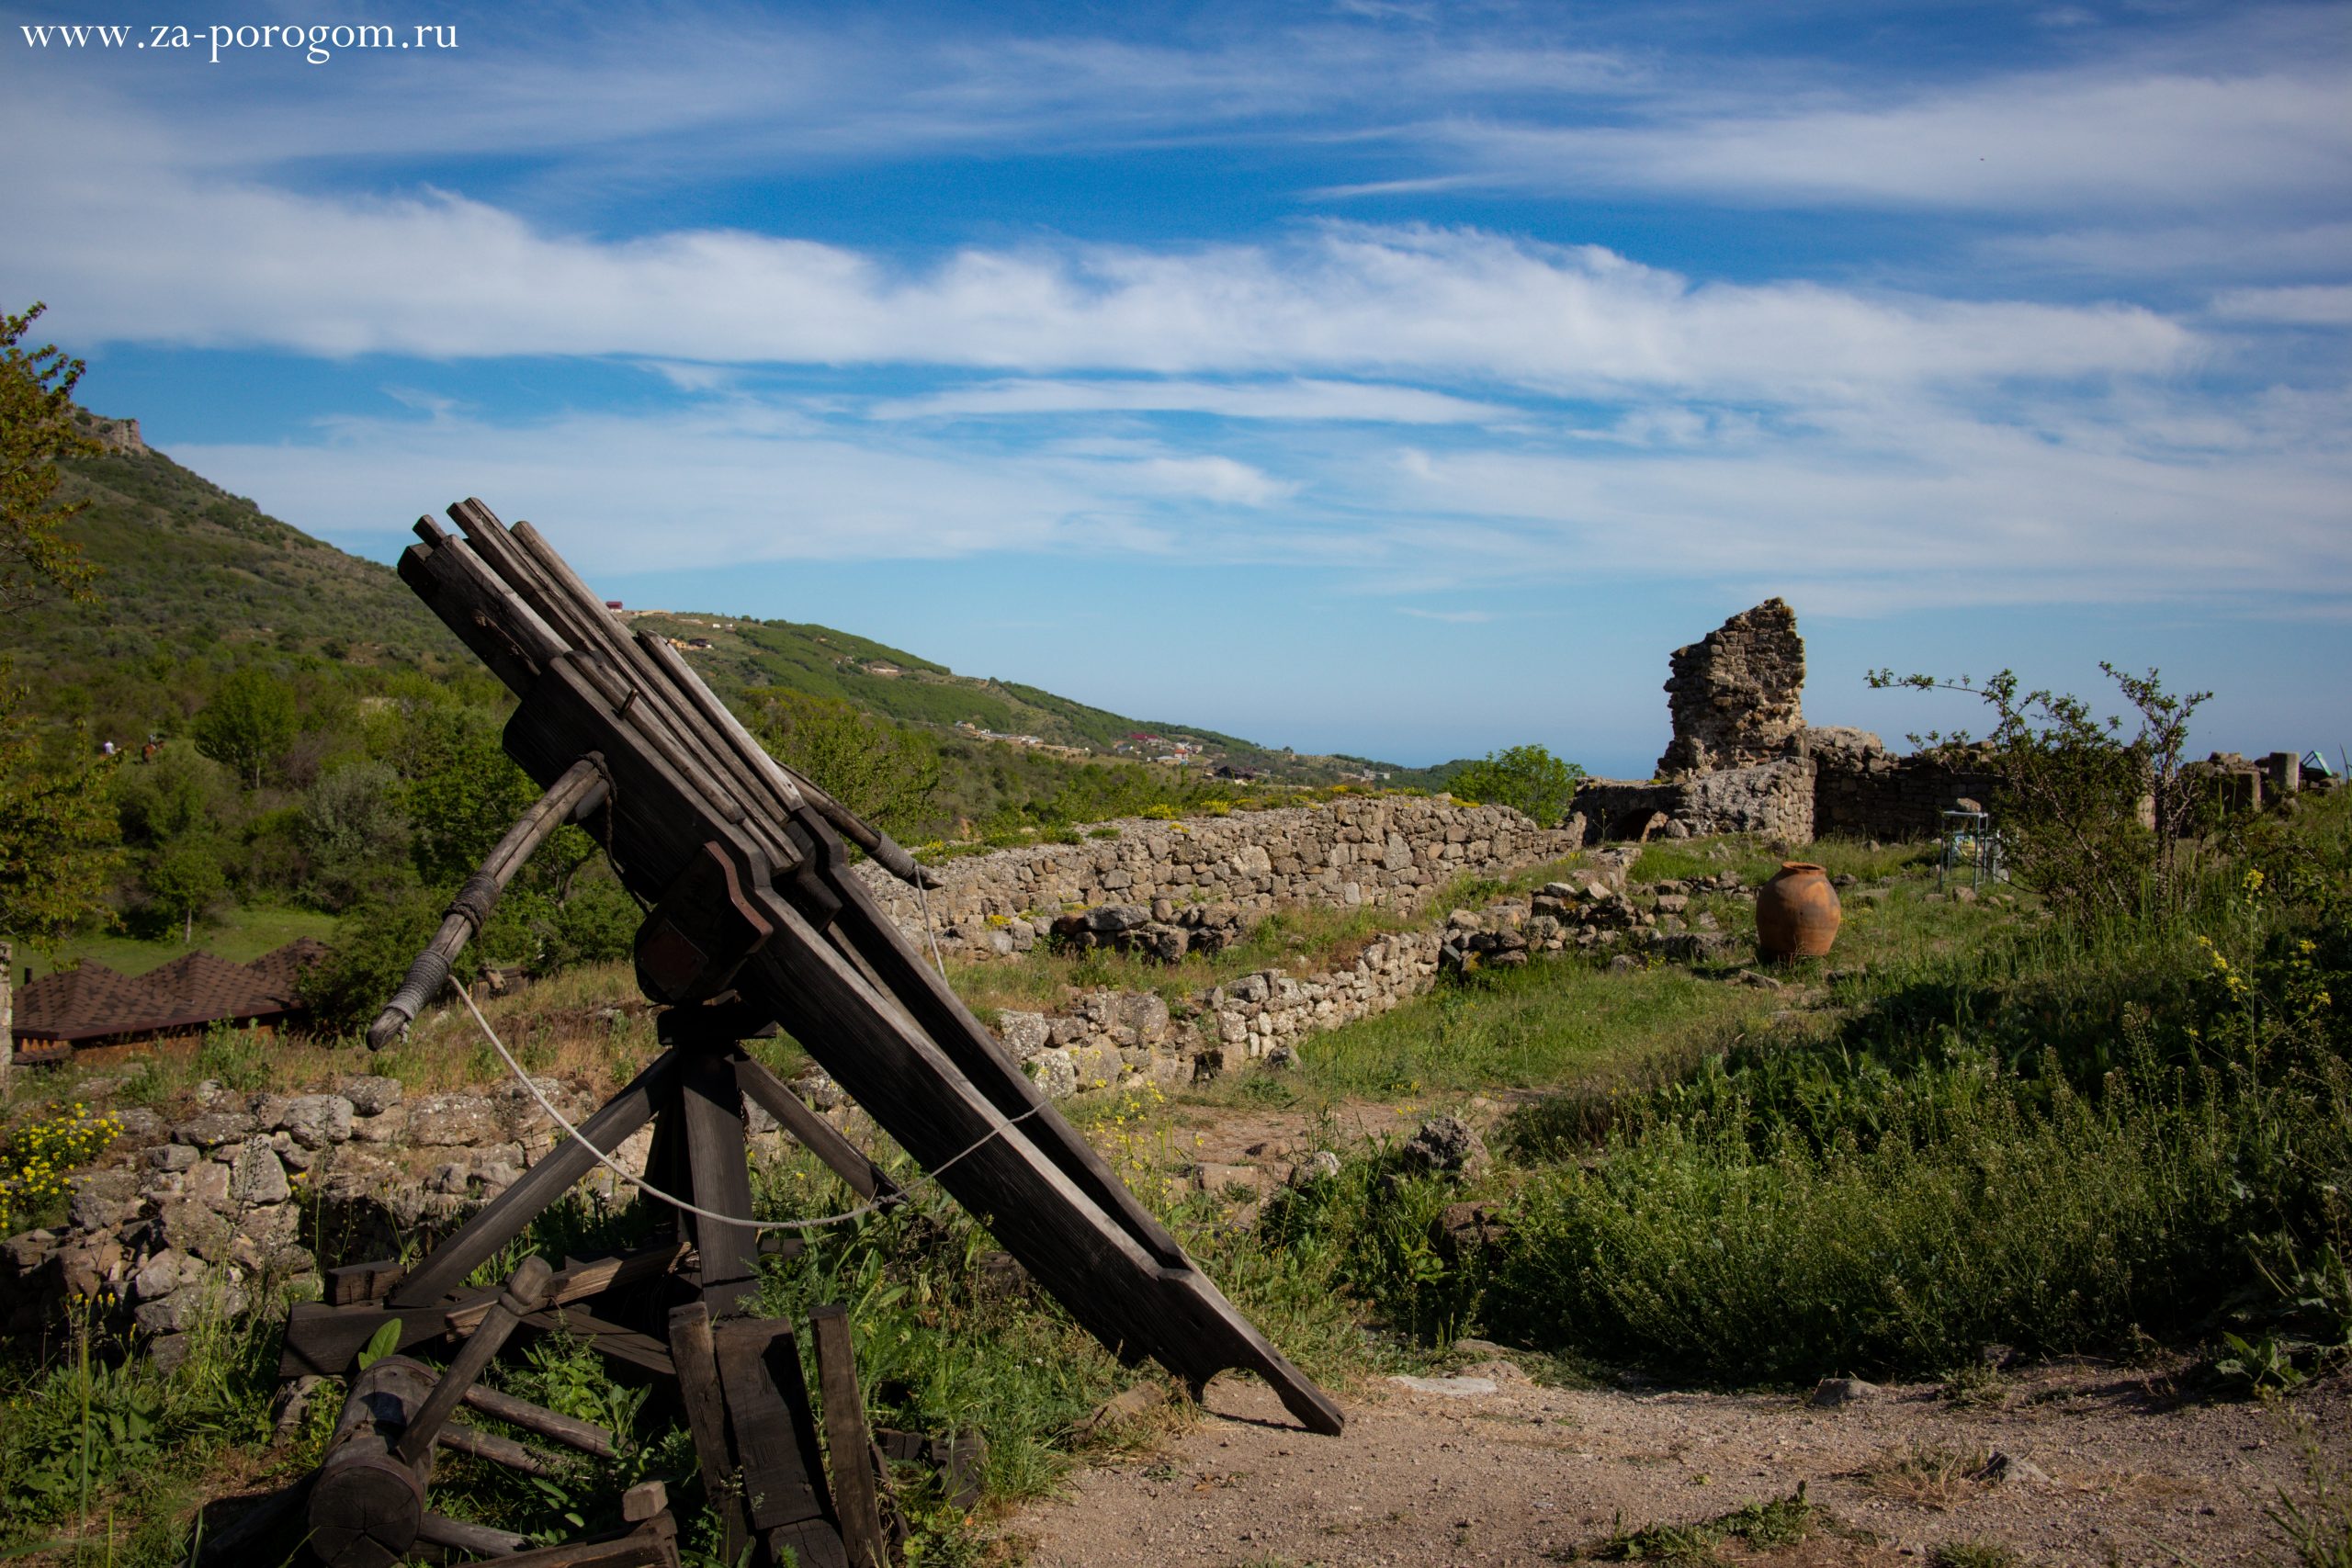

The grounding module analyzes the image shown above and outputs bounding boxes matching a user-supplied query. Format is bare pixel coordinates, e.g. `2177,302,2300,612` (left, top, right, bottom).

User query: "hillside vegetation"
1,424,1474,990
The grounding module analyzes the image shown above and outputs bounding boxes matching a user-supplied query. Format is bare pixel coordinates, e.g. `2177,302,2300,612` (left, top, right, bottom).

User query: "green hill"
6,418,1404,790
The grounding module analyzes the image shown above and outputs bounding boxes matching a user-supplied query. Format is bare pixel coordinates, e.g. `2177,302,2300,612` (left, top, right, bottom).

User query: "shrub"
1871,663,2208,921
1447,744,1584,827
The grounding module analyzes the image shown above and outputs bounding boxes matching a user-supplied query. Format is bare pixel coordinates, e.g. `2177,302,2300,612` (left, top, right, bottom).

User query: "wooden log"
368,759,607,1048
733,1054,899,1203
666,1302,746,1564
417,1510,531,1554
389,1049,676,1310
308,1354,436,1568
397,1256,554,1468
460,1385,616,1459
679,1050,759,1310
809,1304,890,1568
434,1418,552,1476
710,1316,837,1556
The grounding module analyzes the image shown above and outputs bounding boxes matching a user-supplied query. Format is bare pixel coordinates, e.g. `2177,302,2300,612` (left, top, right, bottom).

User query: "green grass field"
15,905,340,983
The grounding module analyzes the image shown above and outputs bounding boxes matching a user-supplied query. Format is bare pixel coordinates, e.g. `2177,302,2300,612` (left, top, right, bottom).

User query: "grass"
17,905,339,982
1587,1487,1819,1562
8,798,2350,1564
945,854,1595,1023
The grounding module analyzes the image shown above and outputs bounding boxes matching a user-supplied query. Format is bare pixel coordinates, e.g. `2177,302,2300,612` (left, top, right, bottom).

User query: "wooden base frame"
287,1010,898,1568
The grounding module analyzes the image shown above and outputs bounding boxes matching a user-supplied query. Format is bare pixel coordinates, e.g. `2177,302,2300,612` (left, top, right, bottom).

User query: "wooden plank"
460,1385,616,1459
679,1048,760,1311
324,1259,403,1306
710,1316,839,1558
524,1305,677,1380
278,1293,492,1379
444,1241,684,1336
396,1256,554,1467
809,1304,890,1568
436,1523,675,1568
666,1302,746,1564
389,1049,676,1309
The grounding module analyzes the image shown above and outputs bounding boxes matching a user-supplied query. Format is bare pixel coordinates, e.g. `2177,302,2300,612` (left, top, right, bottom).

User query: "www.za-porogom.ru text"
16,22,457,64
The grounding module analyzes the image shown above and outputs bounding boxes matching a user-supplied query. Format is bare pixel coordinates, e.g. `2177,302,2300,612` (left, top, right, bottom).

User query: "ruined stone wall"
1657,598,1806,778
1807,729,2003,840
1573,759,1815,844
853,798,1580,962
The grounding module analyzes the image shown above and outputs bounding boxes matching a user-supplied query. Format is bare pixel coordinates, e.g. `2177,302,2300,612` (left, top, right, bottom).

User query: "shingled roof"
12,939,325,1046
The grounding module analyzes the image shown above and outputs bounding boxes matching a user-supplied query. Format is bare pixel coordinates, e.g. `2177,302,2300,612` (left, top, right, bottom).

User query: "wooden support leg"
733,1053,900,1203
712,1315,847,1568
390,1050,678,1309
397,1256,554,1468
810,1304,891,1568
668,1302,748,1565
679,1049,759,1312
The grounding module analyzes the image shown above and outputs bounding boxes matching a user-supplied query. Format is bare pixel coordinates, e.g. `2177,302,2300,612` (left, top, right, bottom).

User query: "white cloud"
865,377,1511,423
2,116,2193,397
2209,285,2352,326
1408,65,2352,215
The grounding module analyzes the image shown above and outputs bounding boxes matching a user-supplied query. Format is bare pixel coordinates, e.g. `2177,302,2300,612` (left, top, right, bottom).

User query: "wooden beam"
710,1316,838,1559
396,1256,553,1468
809,1304,890,1568
389,1049,676,1310
460,1385,616,1459
679,1049,760,1312
443,1241,684,1337
666,1303,746,1565
435,1419,552,1476
522,1305,677,1381
418,1510,532,1554
732,1054,899,1203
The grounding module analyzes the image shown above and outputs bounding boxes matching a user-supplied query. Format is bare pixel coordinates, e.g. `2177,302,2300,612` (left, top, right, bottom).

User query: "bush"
1447,744,1584,827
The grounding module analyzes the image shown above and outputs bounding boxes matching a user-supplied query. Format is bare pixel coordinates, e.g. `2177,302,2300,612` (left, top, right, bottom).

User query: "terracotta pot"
1755,862,1841,960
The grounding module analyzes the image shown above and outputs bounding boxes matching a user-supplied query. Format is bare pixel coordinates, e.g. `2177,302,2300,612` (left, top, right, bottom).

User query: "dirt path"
1003,1360,2338,1567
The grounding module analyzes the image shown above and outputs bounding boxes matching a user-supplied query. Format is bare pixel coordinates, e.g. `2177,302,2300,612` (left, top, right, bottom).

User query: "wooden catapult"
248,501,1340,1568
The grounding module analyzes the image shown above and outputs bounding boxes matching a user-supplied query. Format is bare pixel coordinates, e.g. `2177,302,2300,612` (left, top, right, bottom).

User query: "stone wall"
1657,598,1806,778
1807,729,2002,840
985,847,1643,1096
1574,759,1816,844
853,798,1580,963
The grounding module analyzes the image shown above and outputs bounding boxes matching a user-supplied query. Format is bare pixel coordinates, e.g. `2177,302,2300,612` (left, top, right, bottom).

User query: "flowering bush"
0,1100,122,1233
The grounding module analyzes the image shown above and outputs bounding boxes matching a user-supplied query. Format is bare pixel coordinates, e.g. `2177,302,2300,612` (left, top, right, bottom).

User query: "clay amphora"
1755,862,1841,960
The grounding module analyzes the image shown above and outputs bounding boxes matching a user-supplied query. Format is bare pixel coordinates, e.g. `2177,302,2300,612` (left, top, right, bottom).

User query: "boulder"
228,1141,290,1206
276,1094,355,1149
1401,1115,1490,1180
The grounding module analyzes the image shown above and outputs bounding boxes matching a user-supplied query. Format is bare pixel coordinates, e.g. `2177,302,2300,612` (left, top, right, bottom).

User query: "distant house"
11,938,328,1062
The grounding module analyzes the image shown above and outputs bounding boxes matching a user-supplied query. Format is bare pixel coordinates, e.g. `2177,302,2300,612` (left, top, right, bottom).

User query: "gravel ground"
1005,1359,2345,1567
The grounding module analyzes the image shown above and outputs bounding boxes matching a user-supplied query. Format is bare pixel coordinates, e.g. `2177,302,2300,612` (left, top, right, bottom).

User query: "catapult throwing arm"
368,756,609,1049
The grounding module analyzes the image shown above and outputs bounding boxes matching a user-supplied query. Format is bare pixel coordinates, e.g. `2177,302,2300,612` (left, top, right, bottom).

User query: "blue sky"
4,1,2346,775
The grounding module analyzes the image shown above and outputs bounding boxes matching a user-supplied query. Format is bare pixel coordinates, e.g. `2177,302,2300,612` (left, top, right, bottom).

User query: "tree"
1,301,101,614
194,667,299,788
1868,663,2210,921
744,689,941,841
0,676,122,950
143,834,226,944
1448,744,1586,826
